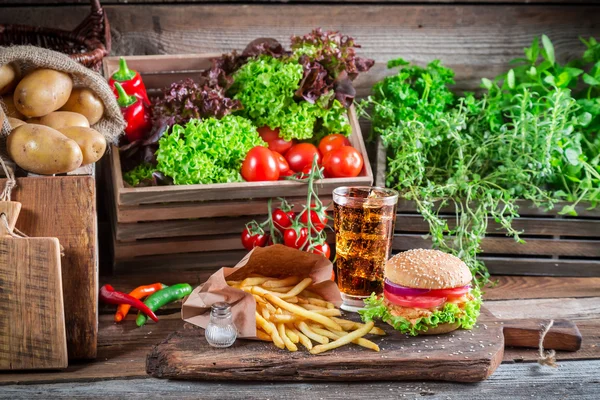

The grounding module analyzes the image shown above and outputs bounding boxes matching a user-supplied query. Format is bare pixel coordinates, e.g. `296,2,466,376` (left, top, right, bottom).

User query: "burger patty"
384,292,475,326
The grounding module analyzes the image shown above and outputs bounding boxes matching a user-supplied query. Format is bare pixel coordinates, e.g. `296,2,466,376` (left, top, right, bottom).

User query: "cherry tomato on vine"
258,126,293,155
272,151,290,175
283,227,308,249
273,209,295,232
310,242,331,259
318,134,351,156
285,143,321,173
241,146,280,182
299,209,328,232
279,169,295,179
322,146,363,178
241,227,268,251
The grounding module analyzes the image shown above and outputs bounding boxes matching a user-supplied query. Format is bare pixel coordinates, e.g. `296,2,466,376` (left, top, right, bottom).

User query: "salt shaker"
205,302,237,348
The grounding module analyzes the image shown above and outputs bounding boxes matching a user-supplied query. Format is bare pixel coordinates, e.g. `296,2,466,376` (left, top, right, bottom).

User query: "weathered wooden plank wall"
1,2,599,95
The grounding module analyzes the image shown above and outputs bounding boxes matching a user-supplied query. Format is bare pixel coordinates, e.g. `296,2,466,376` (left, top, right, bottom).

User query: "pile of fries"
226,275,385,354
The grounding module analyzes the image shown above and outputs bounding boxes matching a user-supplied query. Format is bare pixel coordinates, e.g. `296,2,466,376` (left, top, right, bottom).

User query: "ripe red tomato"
283,227,308,249
310,242,331,259
258,126,293,155
272,151,290,175
318,134,351,156
322,146,363,178
273,209,295,232
384,289,446,309
285,143,321,173
299,209,328,232
241,146,280,182
241,228,268,251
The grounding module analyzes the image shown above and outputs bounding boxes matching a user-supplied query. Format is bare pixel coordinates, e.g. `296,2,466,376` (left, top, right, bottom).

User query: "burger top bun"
384,249,472,290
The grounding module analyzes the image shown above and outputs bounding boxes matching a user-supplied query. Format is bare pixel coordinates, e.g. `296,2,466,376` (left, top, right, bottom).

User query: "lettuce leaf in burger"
359,249,482,336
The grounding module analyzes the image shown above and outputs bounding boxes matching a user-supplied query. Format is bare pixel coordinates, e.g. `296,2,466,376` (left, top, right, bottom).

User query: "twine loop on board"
538,319,558,368
0,155,28,239
0,156,16,201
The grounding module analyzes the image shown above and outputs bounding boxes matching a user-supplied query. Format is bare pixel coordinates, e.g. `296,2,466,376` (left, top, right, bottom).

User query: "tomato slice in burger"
428,286,470,299
384,289,447,309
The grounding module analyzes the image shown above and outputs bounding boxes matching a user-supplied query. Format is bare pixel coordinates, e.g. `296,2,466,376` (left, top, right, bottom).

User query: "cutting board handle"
0,201,22,236
501,318,582,351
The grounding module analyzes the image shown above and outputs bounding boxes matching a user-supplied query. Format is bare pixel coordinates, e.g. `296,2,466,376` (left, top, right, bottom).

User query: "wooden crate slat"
395,215,600,237
114,231,335,259
483,258,600,277
113,251,248,274
393,234,600,258
117,196,324,223
395,199,600,218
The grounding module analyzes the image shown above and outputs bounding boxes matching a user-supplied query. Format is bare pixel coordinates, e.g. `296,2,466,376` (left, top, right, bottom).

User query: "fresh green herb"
156,115,266,185
123,162,155,187
359,289,482,336
360,36,600,284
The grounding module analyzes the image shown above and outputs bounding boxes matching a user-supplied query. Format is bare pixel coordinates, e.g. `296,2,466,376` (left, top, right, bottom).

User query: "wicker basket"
0,0,110,71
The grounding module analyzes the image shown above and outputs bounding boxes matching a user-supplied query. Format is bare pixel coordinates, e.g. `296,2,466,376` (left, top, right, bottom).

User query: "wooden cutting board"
0,201,68,370
0,176,98,360
146,308,581,383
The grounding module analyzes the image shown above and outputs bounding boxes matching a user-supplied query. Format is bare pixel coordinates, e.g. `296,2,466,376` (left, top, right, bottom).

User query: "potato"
7,124,83,175
1,95,24,119
58,126,106,165
7,117,26,130
14,69,73,117
39,111,90,130
0,63,19,95
60,88,104,125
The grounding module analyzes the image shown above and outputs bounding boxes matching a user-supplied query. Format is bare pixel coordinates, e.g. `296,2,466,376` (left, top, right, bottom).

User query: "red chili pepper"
109,57,150,106
114,82,152,143
99,284,159,323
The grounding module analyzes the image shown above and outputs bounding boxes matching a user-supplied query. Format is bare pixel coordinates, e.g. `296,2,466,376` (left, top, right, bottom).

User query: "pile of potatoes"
0,64,107,175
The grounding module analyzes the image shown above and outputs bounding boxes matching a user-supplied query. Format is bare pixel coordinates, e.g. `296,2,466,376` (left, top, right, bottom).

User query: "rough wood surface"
1,5,599,96
3,360,600,400
1,275,598,386
0,201,67,371
5,0,596,4
0,177,98,360
147,310,506,383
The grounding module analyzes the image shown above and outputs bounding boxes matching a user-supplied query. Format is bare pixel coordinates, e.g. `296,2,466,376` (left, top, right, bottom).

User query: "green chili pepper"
136,283,193,327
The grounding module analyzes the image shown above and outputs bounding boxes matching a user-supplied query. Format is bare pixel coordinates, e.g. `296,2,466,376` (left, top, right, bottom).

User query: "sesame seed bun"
384,249,472,289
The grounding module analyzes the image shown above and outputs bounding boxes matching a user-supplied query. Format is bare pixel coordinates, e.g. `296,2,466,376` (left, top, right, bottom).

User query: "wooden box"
375,142,600,277
103,55,373,271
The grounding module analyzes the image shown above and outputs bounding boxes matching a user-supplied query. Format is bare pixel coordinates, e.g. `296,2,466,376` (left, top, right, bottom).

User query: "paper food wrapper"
182,244,342,338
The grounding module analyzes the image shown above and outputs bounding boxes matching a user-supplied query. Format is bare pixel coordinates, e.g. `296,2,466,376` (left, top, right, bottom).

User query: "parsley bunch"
361,36,600,284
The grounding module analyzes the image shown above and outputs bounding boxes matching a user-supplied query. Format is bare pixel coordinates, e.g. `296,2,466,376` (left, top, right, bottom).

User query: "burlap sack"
0,46,125,153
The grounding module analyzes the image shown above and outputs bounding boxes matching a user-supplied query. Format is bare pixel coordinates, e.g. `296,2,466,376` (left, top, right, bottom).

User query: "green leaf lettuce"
359,289,482,336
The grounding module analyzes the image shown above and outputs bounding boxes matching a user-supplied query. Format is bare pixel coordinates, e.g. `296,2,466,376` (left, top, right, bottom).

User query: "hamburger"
360,249,481,335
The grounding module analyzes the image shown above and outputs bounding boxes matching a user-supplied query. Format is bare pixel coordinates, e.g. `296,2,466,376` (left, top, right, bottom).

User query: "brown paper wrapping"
181,244,342,338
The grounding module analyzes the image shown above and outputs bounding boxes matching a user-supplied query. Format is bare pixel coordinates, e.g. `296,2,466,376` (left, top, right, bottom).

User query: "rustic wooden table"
0,273,598,399
1,0,599,398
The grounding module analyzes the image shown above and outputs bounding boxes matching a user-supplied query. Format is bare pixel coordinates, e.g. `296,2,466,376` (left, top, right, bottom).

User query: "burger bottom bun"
418,322,461,335
385,320,460,335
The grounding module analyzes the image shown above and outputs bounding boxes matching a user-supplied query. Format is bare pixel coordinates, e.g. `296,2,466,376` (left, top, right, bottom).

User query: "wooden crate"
375,141,600,277
103,54,373,271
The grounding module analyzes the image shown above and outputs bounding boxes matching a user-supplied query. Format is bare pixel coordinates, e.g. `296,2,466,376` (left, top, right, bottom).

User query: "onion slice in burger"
384,279,431,296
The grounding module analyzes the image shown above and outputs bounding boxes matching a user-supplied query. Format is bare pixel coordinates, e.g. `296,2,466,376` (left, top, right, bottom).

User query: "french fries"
228,275,384,355
310,322,376,355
